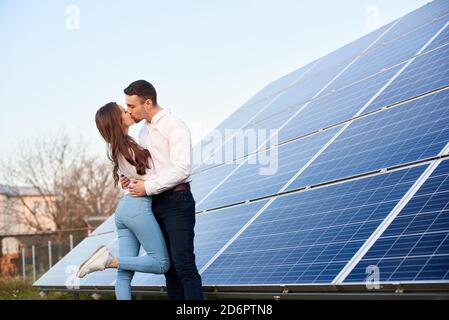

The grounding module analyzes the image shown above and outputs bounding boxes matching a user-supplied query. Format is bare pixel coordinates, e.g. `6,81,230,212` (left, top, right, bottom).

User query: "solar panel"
35,1,449,297
241,65,400,142
344,158,449,283
326,16,449,92
232,13,399,114
286,88,449,191
190,162,240,202
193,6,449,170
275,65,401,142
196,127,340,211
378,0,449,43
35,199,269,289
131,200,269,285
33,232,118,288
242,62,317,108
253,64,354,124
303,20,392,75
192,97,275,171
192,63,318,172
365,43,449,113
89,215,115,236
200,164,428,284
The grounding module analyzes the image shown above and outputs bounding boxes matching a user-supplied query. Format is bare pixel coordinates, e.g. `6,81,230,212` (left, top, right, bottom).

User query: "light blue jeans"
114,194,170,300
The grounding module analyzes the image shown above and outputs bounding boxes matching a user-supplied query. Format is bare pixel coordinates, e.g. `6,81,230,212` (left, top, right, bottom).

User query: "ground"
0,277,115,300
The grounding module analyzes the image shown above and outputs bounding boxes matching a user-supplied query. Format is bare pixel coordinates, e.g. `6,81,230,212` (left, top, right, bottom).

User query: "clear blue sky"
0,0,430,162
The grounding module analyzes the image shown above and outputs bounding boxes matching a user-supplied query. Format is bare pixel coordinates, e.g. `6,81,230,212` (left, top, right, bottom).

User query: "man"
121,80,204,300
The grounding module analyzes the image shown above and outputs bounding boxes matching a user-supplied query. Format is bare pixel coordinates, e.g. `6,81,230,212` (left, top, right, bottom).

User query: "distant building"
0,185,56,254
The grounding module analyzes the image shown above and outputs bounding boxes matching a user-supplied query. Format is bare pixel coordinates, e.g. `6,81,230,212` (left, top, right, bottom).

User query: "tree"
0,133,121,238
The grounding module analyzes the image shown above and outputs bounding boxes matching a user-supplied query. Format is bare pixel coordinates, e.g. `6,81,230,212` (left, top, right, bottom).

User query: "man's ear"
144,99,153,111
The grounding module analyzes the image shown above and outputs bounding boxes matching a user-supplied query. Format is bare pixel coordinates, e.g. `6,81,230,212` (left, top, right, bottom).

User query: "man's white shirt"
138,108,192,195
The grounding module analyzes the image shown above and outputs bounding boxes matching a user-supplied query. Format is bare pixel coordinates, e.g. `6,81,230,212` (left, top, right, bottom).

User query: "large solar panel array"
35,1,449,296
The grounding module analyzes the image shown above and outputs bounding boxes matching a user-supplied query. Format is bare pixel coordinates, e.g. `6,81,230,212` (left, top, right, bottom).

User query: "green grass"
0,276,115,300
1,277,226,300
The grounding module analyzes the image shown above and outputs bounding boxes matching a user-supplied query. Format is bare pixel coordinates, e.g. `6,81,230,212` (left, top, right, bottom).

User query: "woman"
76,102,170,300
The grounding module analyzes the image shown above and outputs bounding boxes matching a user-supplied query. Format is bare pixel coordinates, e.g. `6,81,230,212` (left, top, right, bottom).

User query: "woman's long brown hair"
95,102,151,187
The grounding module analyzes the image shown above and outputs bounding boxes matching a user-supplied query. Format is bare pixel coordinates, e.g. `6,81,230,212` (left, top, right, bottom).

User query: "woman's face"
119,104,135,129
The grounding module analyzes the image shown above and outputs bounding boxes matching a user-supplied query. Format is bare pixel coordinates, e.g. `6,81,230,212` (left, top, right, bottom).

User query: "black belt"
169,182,190,192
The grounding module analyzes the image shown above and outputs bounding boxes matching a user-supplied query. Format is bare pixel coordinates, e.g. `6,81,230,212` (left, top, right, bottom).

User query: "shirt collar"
150,108,169,125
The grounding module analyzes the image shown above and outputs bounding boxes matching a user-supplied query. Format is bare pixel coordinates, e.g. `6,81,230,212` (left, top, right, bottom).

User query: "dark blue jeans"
152,189,204,300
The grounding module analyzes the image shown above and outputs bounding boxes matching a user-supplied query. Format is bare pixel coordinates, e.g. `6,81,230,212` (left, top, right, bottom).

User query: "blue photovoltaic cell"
345,159,449,283
132,200,268,285
191,163,239,202
276,65,401,143
212,96,276,133
241,19,397,128
193,201,269,268
244,17,395,109
365,41,449,113
34,232,118,287
197,125,282,170
379,0,449,44
326,17,448,93
201,165,427,285
193,127,275,173
196,127,339,211
208,107,298,162
213,62,349,157
242,62,317,107
192,96,276,171
287,88,449,191
249,63,350,124
246,103,298,132
199,94,339,171
303,19,394,75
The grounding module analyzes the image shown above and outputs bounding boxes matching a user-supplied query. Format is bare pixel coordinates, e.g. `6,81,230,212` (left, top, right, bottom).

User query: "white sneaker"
76,245,113,278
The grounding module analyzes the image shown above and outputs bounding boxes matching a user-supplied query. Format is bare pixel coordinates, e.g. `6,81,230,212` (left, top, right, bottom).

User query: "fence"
0,231,87,282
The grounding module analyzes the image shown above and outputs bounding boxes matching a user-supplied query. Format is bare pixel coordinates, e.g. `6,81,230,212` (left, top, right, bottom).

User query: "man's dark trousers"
152,189,204,300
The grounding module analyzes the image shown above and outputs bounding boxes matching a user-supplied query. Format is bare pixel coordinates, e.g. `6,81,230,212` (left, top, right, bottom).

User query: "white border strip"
333,142,449,284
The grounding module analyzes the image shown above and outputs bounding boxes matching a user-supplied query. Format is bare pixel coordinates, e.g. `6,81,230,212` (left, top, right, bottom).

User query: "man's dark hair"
124,80,157,105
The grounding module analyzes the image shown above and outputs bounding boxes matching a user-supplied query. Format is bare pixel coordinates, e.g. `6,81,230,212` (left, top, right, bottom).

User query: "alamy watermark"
64,265,81,290
365,265,381,290
193,128,279,176
65,5,80,30
365,5,381,31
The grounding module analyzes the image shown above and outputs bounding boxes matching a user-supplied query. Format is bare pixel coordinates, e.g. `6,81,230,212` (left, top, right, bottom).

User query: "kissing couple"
76,80,204,300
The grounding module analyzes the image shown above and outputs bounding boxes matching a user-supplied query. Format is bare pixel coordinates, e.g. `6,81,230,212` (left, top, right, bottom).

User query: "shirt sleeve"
144,121,192,195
